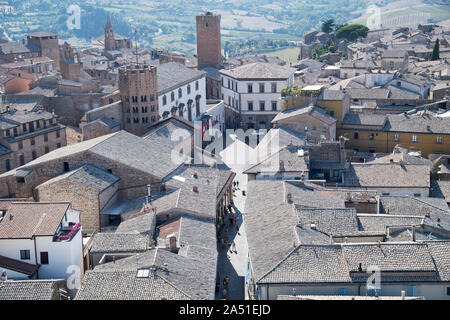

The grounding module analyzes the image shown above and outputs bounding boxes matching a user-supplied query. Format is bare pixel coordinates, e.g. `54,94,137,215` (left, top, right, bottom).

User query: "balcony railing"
53,222,81,242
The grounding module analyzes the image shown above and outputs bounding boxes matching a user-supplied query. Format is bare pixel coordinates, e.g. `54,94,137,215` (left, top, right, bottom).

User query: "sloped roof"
89,233,149,254
36,164,119,192
0,280,63,300
259,245,349,284
0,202,70,239
220,62,295,80
344,163,430,188
0,255,38,276
272,105,336,125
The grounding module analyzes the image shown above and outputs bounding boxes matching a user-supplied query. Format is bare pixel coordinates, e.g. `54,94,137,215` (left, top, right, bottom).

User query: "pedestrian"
223,287,228,300
233,181,236,188
228,242,232,251
225,276,230,285
232,241,236,252
236,181,239,188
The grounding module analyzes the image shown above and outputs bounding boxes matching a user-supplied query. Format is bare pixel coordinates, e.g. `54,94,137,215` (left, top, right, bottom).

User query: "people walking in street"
236,181,239,189
223,287,228,300
231,241,236,253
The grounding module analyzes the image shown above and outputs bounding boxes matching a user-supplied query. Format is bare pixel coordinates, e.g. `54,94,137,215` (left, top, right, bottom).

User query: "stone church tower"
104,16,115,51
119,64,159,137
196,12,222,69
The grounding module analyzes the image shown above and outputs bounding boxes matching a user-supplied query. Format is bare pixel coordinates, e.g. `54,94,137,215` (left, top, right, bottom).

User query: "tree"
431,38,440,61
321,19,335,34
335,24,369,41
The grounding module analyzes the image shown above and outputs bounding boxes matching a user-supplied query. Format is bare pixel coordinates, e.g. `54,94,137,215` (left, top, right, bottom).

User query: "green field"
265,47,300,63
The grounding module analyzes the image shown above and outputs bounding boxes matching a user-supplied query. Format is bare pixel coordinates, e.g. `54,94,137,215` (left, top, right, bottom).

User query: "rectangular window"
56,130,60,139
369,133,375,140
271,101,277,111
259,83,265,93
19,154,24,166
271,83,277,93
20,250,30,260
337,288,348,296
32,151,37,160
247,84,253,93
406,285,417,297
18,142,23,150
40,252,49,265
259,101,265,111
436,136,442,144
248,101,253,111
412,135,418,143
31,138,35,146
394,134,399,141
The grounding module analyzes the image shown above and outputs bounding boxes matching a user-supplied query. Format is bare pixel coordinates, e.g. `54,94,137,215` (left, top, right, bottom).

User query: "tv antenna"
134,29,139,65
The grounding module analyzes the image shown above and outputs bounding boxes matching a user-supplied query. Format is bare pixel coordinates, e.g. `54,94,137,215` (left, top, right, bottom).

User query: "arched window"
187,84,191,94
171,92,175,102
163,95,167,105
178,88,182,98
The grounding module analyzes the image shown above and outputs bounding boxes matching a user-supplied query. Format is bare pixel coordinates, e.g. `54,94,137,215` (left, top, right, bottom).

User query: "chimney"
146,184,152,206
1,270,6,281
169,235,177,250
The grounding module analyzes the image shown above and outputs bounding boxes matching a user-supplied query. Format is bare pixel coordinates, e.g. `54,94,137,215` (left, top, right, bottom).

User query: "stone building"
25,32,60,69
60,42,83,81
104,16,131,51
0,130,186,201
0,108,66,174
36,164,120,234
271,104,337,143
196,12,222,69
119,64,159,136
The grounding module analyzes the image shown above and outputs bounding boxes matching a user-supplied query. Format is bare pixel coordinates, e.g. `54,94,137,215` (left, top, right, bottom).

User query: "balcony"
53,222,81,242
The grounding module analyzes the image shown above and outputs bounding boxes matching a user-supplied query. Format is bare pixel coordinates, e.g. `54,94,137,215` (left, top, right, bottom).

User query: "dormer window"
137,268,150,278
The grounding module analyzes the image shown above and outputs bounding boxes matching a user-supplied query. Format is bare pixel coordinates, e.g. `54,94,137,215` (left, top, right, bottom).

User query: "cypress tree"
431,39,440,61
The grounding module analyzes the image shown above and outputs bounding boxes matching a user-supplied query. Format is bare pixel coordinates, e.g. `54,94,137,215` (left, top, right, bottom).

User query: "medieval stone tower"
196,12,222,69
104,16,116,51
119,64,159,137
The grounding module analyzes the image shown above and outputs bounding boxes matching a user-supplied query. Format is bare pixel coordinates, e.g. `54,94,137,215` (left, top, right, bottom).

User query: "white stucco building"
0,201,83,282
157,62,207,123
220,62,296,130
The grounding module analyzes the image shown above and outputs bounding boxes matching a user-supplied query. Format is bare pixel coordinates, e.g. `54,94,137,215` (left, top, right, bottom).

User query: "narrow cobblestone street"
216,149,249,300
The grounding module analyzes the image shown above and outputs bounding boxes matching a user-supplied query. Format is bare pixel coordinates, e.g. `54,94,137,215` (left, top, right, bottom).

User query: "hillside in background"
0,0,449,57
